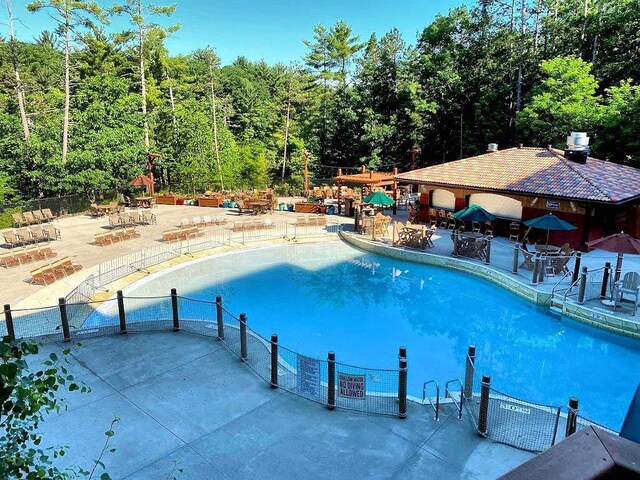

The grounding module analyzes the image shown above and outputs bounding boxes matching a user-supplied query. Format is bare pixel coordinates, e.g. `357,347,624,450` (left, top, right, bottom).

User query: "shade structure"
524,213,577,245
586,232,640,255
130,175,153,187
363,191,395,206
452,204,496,222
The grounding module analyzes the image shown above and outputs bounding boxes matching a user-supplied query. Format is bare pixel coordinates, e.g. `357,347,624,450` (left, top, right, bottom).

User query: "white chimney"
567,132,589,149
487,143,498,153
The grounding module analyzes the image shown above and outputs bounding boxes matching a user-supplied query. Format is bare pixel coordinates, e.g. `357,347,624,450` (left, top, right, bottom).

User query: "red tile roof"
394,147,640,203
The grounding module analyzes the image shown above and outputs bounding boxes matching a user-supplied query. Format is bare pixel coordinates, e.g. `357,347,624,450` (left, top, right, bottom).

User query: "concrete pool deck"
33,331,533,480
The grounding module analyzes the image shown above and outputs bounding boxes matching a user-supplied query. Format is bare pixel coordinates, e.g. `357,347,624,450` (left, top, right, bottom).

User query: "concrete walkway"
34,332,532,480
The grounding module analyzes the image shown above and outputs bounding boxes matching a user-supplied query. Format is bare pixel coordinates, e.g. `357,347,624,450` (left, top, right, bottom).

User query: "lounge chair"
214,216,227,225
202,215,213,226
12,213,28,227
30,225,49,243
22,211,37,225
179,217,191,228
192,216,204,227
42,208,55,221
3,230,23,248
32,210,46,223
108,214,123,229
129,212,144,225
89,204,102,218
613,272,640,315
15,227,33,244
141,212,156,225
42,224,61,240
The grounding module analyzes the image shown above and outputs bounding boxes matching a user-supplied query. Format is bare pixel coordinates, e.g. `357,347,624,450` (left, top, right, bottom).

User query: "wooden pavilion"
334,166,398,215
394,145,640,248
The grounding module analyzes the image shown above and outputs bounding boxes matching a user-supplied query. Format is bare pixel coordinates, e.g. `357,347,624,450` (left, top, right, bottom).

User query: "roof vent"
564,132,590,164
487,143,498,153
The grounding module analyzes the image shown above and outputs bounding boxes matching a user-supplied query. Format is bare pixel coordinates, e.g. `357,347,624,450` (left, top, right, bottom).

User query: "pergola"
333,166,398,215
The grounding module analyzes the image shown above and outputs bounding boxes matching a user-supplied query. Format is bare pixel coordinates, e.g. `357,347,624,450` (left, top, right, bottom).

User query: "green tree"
517,56,603,147
597,80,640,165
26,0,107,163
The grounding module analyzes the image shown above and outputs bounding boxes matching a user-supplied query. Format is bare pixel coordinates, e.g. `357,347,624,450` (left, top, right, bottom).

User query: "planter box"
156,195,182,205
295,203,320,214
198,197,223,208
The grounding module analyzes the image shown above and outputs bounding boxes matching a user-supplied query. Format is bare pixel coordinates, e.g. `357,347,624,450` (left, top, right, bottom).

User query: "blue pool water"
87,241,640,429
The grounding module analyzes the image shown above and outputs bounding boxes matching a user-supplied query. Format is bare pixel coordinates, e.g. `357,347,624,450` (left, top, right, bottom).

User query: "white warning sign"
338,373,366,399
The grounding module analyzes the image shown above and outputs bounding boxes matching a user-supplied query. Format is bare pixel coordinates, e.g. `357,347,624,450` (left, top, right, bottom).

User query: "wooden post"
58,297,71,342
327,352,336,410
270,334,278,388
4,304,15,341
478,375,490,436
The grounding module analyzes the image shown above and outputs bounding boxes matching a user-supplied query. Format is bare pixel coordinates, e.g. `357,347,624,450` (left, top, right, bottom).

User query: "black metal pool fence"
2,292,404,418
1,298,618,451
463,346,619,453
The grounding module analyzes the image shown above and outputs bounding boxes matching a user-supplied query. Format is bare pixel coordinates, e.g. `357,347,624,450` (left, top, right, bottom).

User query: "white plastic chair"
613,272,640,315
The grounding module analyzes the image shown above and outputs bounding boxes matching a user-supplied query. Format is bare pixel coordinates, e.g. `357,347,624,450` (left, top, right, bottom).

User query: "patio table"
134,196,152,208
96,203,117,214
245,200,269,214
535,245,561,254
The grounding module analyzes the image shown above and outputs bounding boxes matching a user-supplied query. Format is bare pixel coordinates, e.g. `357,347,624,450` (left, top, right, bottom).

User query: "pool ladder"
422,380,440,421
445,378,464,420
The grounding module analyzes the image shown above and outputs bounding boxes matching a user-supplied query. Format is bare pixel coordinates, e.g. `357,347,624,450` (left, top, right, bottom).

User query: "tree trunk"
209,61,224,191
533,0,542,55
515,0,527,114
138,2,149,150
4,0,30,140
167,78,178,152
62,15,70,163
281,76,292,182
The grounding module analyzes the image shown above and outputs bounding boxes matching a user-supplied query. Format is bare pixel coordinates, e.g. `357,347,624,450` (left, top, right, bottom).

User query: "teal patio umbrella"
363,191,395,206
452,204,496,222
524,213,577,245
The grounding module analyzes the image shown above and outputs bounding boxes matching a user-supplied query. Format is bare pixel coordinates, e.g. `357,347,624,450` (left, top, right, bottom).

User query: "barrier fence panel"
122,295,174,332
333,361,399,416
276,344,329,406
576,414,619,436
9,304,65,341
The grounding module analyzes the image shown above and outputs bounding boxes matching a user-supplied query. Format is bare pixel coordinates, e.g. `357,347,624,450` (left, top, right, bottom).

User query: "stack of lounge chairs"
12,209,55,227
161,226,203,242
0,244,57,268
30,256,82,285
296,215,327,227
94,227,141,246
179,215,227,228
232,219,275,232
107,211,155,229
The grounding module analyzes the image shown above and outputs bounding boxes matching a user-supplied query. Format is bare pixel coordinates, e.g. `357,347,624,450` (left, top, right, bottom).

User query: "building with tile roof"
395,146,640,247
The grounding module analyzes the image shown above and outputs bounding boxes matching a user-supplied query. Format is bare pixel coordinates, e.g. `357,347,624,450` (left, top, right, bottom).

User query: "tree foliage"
0,0,639,204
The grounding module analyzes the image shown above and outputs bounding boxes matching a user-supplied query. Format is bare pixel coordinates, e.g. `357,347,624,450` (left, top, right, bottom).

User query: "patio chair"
89,204,102,218
3,230,23,248
483,221,494,236
202,215,213,226
30,225,49,243
509,221,520,242
108,214,123,229
179,217,192,228
613,272,640,316
42,224,61,240
519,245,536,270
407,204,419,223
215,216,227,225
16,227,33,244
428,208,438,228
11,212,27,227
32,210,46,223
141,212,156,225
471,221,481,233
129,212,144,225
22,211,37,225
192,216,205,227
436,210,447,229
446,212,456,232
41,208,55,221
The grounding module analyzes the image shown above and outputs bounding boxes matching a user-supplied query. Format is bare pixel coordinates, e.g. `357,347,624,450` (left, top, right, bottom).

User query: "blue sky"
10,0,466,65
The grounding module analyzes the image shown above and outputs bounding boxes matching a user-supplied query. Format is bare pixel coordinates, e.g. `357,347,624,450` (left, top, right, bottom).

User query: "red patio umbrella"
586,231,640,255
129,175,153,187
586,232,640,303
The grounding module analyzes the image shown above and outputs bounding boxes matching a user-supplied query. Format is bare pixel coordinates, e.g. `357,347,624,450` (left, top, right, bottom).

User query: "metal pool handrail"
422,380,440,421
446,378,464,420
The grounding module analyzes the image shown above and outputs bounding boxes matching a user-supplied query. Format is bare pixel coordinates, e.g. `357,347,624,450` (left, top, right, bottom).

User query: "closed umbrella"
452,204,496,222
363,191,395,206
524,213,577,245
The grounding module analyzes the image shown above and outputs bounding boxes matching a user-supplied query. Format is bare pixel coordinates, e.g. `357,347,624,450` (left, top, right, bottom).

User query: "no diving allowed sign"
338,373,366,399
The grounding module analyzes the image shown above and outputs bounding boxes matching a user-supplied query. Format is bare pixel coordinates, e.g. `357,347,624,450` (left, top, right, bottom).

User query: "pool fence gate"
2,295,619,453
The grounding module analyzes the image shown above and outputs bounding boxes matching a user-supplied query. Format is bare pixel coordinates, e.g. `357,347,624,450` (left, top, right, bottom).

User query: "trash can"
287,204,294,212
279,203,286,211
176,198,185,206
223,201,230,208
327,206,335,215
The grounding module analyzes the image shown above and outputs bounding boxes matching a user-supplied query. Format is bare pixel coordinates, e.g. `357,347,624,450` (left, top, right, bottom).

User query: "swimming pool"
86,241,640,429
